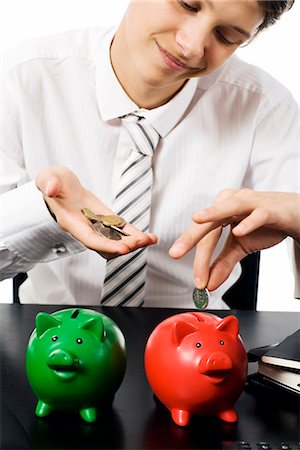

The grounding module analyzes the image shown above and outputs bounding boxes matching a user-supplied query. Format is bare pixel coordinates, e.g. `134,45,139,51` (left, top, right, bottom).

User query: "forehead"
134,0,264,28
194,0,263,21
209,0,264,33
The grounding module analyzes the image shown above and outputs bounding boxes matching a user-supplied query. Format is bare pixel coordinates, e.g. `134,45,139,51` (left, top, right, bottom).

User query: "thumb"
207,238,247,291
36,173,62,198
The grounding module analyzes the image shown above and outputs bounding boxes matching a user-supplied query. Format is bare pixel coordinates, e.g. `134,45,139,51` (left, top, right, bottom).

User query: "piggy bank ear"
216,316,239,338
80,317,104,341
172,321,198,346
36,312,61,338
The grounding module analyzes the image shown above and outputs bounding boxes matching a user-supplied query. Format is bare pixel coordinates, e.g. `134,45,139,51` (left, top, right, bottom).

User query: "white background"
1,0,299,310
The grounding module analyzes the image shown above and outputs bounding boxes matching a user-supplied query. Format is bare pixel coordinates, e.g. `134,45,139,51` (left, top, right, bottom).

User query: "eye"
76,338,83,344
179,1,198,13
220,340,225,345
215,29,241,46
196,342,202,348
52,336,58,341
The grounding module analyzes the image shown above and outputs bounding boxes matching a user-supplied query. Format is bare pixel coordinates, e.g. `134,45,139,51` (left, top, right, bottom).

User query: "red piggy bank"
144,312,248,426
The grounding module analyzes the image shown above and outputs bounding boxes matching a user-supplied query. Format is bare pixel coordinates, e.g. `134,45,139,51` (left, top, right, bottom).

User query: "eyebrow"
230,26,251,40
203,0,252,40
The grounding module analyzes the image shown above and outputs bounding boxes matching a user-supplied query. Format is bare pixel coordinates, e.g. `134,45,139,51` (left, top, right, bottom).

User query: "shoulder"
3,27,112,75
217,55,294,106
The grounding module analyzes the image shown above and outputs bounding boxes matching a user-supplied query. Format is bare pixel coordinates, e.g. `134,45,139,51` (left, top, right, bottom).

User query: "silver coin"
192,288,210,310
101,227,122,241
92,221,105,233
93,223,122,241
110,225,130,237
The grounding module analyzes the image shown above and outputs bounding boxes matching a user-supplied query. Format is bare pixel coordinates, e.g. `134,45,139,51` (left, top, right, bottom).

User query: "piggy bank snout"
199,351,232,374
47,349,80,369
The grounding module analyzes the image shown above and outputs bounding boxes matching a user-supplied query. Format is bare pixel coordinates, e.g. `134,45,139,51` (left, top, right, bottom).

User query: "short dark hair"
257,1,295,34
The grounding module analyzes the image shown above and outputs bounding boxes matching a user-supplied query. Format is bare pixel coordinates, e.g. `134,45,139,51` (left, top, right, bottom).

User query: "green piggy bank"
26,308,126,423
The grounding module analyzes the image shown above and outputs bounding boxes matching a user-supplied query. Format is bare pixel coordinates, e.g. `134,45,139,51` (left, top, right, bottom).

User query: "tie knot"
121,114,160,157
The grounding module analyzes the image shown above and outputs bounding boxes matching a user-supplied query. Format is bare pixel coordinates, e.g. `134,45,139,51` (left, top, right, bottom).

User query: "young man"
1,1,298,308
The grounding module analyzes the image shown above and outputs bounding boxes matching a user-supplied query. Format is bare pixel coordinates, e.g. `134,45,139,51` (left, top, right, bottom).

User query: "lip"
203,369,230,384
49,364,79,381
157,43,193,73
53,369,77,381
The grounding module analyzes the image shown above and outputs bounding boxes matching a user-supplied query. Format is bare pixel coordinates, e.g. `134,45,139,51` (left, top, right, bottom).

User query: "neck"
110,30,185,110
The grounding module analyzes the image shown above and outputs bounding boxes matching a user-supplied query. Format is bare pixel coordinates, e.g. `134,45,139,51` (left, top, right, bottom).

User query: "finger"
169,222,219,259
117,230,158,252
232,208,271,236
192,188,238,224
193,227,222,289
192,191,257,225
121,223,158,248
207,236,248,291
104,222,158,252
193,204,249,226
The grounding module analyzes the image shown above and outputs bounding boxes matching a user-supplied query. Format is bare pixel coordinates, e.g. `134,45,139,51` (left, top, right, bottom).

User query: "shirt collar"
96,27,198,138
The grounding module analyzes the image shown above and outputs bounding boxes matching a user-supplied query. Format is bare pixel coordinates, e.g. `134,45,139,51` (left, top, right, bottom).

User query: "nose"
175,21,209,62
47,349,79,368
199,351,233,374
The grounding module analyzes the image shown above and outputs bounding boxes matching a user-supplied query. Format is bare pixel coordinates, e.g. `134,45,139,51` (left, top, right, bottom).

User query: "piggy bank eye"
76,338,83,344
52,336,58,342
196,342,201,348
220,340,225,345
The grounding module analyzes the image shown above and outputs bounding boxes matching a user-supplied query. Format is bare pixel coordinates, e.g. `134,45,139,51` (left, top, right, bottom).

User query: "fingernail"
169,241,185,257
194,277,204,289
44,181,52,197
193,210,208,222
196,209,208,217
233,223,245,233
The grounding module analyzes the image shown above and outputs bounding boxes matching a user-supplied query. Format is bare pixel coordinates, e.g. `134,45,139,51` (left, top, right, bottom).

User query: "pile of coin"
192,287,210,310
82,208,130,241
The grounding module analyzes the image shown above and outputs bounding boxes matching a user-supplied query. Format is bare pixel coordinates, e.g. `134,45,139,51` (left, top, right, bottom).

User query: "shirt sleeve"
242,90,300,299
242,90,300,193
0,181,86,281
0,63,85,281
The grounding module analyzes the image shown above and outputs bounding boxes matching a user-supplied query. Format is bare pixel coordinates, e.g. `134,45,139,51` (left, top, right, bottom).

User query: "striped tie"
101,114,160,306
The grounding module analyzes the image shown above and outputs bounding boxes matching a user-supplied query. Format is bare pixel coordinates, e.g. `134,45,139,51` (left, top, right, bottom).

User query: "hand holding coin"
36,166,157,259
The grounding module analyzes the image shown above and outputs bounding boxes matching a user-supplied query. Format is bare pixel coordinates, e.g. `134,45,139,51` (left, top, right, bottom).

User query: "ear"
216,316,239,338
172,321,198,346
36,312,61,338
80,317,104,341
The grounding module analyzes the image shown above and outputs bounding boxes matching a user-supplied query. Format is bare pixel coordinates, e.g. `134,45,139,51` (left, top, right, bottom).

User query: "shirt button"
51,243,66,254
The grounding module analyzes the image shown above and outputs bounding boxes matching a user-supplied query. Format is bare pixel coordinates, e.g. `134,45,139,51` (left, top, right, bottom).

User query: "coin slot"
71,309,80,319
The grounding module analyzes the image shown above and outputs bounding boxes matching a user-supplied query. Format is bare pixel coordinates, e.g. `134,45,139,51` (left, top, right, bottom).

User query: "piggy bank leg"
217,407,237,423
35,400,54,417
80,407,97,423
171,408,191,426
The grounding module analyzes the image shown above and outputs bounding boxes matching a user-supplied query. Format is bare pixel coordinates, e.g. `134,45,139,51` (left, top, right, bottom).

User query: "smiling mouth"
203,370,230,384
157,42,205,73
49,365,78,381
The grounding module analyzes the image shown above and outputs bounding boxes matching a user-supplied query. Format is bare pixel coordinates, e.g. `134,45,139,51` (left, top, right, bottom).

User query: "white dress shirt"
1,27,299,308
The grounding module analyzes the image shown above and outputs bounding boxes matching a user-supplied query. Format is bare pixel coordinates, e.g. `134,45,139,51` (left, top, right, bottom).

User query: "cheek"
207,44,237,71
126,1,178,44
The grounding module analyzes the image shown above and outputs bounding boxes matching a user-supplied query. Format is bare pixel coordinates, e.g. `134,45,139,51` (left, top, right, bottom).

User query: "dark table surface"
1,304,299,450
